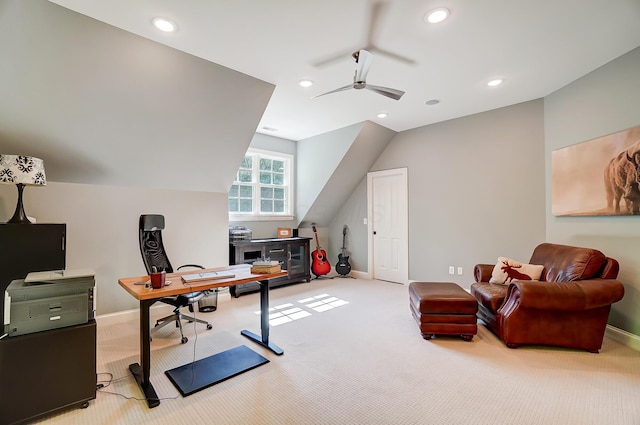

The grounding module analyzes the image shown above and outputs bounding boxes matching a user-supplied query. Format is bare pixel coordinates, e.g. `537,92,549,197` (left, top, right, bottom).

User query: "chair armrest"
506,279,624,311
177,264,204,270
474,264,494,282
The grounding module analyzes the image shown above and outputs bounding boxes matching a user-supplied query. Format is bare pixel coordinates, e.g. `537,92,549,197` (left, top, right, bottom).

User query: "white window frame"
229,148,294,221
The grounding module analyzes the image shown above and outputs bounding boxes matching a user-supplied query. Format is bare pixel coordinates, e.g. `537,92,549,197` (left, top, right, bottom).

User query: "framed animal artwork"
552,125,640,216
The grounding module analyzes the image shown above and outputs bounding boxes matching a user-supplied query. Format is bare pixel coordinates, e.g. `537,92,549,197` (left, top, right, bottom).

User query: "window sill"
229,215,294,222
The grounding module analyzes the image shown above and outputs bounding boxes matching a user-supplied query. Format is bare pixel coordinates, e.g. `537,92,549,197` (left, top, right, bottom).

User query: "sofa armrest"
506,279,624,311
474,264,494,282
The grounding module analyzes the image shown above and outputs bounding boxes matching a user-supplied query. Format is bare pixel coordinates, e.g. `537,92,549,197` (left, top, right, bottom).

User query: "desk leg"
241,279,284,355
129,299,160,408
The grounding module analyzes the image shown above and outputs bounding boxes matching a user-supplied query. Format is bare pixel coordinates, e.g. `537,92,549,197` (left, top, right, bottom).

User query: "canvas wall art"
552,125,640,216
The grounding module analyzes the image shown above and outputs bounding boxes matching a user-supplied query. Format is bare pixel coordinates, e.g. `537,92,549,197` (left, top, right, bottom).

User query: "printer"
4,269,95,337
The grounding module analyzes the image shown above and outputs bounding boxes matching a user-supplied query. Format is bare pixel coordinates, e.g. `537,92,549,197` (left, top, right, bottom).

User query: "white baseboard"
605,324,640,352
96,290,232,327
350,270,369,280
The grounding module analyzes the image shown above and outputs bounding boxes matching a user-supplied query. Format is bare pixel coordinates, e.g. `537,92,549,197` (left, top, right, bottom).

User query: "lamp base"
6,183,33,224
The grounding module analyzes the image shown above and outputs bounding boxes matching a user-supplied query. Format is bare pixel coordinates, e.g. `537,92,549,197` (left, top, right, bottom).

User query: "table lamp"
0,154,46,224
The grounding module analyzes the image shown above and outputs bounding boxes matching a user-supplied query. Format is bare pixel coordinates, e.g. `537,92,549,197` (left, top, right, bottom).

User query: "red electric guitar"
311,225,331,277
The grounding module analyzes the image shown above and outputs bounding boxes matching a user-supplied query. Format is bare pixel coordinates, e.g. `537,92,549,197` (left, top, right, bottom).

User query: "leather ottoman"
409,282,478,341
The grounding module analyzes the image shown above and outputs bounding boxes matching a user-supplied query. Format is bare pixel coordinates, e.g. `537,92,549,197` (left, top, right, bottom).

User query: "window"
229,148,293,220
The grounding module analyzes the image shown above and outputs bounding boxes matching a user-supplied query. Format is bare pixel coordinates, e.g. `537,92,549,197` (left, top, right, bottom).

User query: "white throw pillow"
489,257,544,285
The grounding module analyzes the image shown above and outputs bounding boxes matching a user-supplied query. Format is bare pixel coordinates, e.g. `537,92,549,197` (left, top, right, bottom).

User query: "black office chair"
138,214,212,344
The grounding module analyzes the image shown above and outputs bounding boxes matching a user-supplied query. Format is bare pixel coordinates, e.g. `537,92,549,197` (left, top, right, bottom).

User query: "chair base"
153,309,212,343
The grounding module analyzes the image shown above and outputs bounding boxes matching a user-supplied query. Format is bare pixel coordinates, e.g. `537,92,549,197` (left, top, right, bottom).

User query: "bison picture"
604,140,640,215
552,126,640,216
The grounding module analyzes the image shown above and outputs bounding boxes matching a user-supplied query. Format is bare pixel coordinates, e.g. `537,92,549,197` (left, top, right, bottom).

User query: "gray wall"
335,99,547,286
328,178,368,272
544,46,640,334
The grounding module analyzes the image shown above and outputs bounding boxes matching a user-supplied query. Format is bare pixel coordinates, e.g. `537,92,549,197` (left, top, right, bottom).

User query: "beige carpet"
35,278,640,425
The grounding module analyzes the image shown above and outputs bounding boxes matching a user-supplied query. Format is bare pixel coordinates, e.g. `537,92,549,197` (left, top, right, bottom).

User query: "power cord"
182,281,200,392
95,371,181,402
95,281,206,404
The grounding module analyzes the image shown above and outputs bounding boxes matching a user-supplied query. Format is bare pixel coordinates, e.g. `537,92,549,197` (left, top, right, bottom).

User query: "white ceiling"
49,0,640,142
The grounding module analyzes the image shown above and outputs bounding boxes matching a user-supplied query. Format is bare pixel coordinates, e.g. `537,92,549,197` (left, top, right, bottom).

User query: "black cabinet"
0,320,97,425
0,223,96,424
229,237,311,297
0,223,66,329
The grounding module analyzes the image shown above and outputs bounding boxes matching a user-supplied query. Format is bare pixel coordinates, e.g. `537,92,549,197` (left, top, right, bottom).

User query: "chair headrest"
140,214,165,232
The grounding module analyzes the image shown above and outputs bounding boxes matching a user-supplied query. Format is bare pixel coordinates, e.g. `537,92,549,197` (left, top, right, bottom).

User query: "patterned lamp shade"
0,155,47,223
0,155,46,185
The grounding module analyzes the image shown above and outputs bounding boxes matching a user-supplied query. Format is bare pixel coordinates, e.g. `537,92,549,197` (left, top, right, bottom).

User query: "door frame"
367,167,409,284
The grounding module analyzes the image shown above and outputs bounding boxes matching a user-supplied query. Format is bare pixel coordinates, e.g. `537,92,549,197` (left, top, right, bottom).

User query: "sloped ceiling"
297,121,396,227
0,0,274,193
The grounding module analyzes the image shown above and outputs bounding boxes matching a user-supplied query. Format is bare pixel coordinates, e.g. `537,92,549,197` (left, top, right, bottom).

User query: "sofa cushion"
489,257,544,284
470,282,508,313
529,243,607,282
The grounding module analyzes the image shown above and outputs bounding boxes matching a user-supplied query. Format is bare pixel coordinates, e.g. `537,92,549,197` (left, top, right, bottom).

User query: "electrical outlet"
363,218,368,225
457,267,463,275
448,266,455,275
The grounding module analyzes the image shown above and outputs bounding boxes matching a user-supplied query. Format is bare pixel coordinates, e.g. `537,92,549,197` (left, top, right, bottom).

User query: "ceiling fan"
313,49,405,100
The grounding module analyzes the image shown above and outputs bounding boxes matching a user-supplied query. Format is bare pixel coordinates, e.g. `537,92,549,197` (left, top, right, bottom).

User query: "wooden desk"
119,266,286,408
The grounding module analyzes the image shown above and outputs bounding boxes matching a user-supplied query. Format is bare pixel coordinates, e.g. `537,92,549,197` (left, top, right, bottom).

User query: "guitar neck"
312,226,322,250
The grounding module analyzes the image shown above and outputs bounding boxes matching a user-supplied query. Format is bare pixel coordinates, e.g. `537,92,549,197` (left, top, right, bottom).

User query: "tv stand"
229,237,311,297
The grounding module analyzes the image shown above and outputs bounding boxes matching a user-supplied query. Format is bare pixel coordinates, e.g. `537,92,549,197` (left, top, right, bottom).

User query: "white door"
367,168,408,284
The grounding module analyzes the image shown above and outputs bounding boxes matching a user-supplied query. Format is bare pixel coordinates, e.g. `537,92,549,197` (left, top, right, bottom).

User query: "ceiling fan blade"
312,84,354,99
364,84,405,100
312,49,353,67
366,1,387,46
369,46,416,65
355,49,374,82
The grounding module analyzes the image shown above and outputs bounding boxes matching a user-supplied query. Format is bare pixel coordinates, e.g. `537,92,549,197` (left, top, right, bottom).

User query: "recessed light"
262,126,278,132
377,113,388,118
487,79,504,87
152,17,177,32
298,80,314,88
425,99,440,106
424,8,450,24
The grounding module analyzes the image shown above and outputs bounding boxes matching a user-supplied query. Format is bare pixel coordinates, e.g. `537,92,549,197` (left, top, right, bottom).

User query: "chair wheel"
181,336,188,344
207,324,213,330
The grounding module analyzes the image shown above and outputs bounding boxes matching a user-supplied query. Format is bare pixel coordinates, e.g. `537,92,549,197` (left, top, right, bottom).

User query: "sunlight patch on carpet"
254,293,349,326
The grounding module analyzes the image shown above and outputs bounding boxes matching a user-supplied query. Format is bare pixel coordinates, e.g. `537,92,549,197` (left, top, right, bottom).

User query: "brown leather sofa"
470,243,624,353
